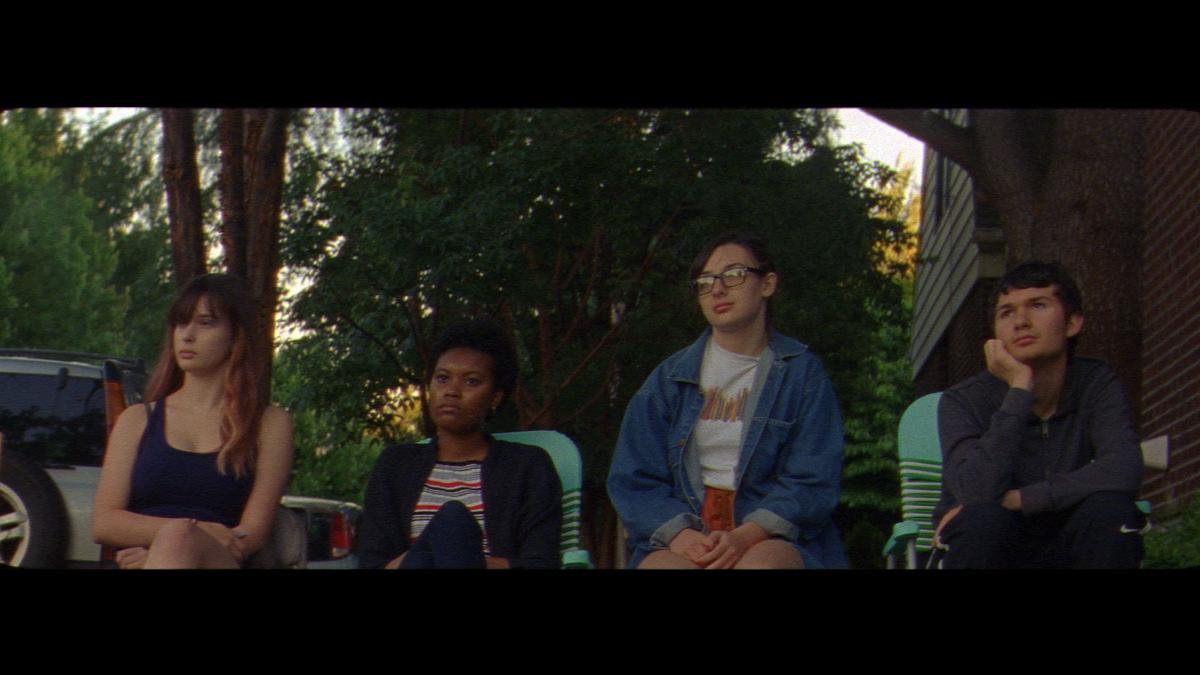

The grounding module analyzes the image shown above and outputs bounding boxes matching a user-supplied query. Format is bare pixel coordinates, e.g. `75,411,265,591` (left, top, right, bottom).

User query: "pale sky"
77,106,925,183
833,108,925,182
64,107,926,341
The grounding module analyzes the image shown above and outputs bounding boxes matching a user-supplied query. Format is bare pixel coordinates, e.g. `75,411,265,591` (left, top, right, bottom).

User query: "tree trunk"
218,109,247,279
866,108,1147,416
1021,110,1145,415
968,109,1046,257
161,109,205,287
240,109,289,401
165,108,289,404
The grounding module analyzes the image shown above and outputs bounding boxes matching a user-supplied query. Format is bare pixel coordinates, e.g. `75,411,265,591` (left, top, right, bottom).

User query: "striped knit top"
410,461,490,554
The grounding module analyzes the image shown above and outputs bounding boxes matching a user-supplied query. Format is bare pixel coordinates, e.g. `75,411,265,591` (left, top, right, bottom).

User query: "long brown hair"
144,273,266,478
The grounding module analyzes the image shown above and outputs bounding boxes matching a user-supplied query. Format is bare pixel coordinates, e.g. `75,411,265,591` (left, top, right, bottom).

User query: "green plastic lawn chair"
882,392,1153,569
883,393,944,569
492,430,593,569
420,430,593,569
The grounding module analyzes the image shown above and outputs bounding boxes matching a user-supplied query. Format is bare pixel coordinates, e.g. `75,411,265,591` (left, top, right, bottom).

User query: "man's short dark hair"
992,260,1084,352
427,317,519,400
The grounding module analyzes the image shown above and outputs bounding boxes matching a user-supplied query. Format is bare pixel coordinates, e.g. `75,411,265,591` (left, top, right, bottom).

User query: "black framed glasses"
690,266,766,296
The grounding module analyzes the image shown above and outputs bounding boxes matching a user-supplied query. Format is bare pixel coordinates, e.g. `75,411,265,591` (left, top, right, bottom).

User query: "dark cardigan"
357,437,563,569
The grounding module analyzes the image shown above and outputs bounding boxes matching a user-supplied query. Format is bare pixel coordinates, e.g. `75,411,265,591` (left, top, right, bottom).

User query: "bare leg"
638,550,702,569
143,519,240,569
734,539,805,569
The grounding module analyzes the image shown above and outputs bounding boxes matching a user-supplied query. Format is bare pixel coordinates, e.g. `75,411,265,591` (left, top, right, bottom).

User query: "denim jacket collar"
665,328,809,384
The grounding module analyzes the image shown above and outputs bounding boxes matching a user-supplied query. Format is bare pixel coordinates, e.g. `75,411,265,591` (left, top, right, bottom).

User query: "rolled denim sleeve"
744,357,844,542
607,378,699,551
649,512,704,549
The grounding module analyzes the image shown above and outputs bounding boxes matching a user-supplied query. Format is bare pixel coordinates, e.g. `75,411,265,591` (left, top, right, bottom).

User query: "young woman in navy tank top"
92,274,294,568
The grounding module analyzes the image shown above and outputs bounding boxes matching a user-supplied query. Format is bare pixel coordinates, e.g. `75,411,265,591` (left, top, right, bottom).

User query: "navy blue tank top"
128,401,254,528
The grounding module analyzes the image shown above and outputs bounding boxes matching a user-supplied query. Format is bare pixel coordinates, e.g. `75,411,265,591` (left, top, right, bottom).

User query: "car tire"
0,451,69,567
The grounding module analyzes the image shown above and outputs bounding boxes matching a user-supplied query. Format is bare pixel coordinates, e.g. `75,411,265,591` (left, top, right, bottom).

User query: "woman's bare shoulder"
258,405,294,445
102,403,151,463
261,404,293,428
115,402,150,428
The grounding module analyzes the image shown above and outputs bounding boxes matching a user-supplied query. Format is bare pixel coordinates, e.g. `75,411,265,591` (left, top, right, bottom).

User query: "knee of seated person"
437,500,472,518
1070,492,1141,532
426,501,480,535
152,518,200,548
1073,492,1136,518
736,539,805,570
945,502,1018,540
941,502,1021,568
1065,492,1143,568
957,501,1015,526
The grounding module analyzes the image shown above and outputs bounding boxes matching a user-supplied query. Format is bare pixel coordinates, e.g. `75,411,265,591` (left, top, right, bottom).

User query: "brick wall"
912,110,1200,516
1139,110,1200,514
914,281,995,397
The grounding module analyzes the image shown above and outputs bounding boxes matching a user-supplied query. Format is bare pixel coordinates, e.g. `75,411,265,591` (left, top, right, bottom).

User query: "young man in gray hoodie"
933,261,1145,569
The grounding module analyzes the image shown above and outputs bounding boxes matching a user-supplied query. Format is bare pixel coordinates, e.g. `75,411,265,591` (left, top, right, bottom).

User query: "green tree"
279,109,909,563
865,108,1143,410
826,151,917,568
0,110,127,353
159,108,290,401
272,340,402,504
64,109,175,363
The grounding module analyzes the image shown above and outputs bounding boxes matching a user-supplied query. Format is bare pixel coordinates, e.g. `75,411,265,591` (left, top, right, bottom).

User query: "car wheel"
0,452,69,567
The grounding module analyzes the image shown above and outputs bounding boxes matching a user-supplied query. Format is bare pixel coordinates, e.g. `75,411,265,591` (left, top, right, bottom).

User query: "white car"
0,350,359,569
280,495,361,569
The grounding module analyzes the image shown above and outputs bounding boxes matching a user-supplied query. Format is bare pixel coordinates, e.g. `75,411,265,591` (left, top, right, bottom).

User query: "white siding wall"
909,109,987,375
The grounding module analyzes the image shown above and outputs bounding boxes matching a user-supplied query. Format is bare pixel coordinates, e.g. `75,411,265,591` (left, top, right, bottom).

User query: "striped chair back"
897,392,943,554
492,430,591,568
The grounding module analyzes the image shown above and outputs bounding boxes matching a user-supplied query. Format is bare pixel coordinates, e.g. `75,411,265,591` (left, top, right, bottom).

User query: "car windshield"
0,372,107,466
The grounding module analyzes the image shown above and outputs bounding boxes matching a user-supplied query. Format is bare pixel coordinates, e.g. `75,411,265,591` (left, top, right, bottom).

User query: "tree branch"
336,310,411,383
526,320,623,427
560,224,603,348
161,109,206,287
862,109,978,175
554,370,610,428
82,108,157,149
524,202,685,427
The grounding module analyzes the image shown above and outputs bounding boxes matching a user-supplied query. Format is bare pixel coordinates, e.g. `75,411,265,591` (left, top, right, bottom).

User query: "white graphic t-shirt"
694,338,760,490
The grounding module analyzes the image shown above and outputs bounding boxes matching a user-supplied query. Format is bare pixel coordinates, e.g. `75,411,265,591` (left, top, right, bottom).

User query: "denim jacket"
607,329,847,568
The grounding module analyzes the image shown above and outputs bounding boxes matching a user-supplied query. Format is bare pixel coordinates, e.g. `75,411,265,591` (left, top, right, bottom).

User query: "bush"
274,344,419,505
286,408,392,505
1142,497,1200,569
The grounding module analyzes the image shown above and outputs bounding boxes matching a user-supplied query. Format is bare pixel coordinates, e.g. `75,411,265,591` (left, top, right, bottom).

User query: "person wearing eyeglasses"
608,232,847,569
